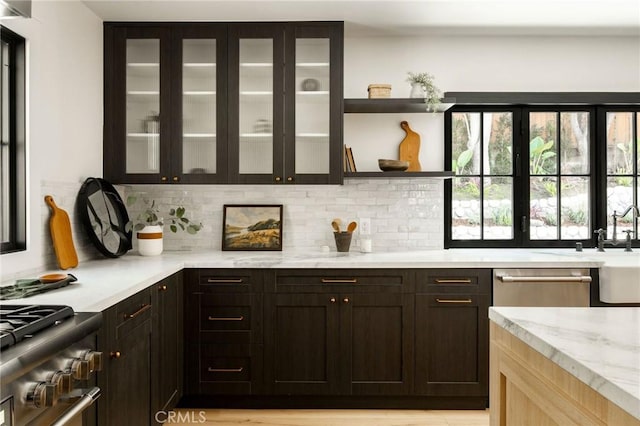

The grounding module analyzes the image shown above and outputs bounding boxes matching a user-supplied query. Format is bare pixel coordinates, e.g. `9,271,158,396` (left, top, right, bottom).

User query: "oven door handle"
50,387,101,426
497,275,592,283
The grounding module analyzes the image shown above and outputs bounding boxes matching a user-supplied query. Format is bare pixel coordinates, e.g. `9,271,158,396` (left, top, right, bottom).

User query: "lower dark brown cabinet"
414,269,490,408
264,277,414,396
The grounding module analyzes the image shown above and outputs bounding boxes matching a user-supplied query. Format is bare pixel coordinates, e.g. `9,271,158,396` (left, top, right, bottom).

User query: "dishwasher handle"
496,275,592,283
50,387,101,426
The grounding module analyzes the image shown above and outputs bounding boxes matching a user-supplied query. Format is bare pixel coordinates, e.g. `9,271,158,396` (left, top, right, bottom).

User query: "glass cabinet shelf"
297,133,329,138
128,133,159,137
240,91,273,96
184,133,216,138
240,133,272,138
183,91,216,95
127,91,160,96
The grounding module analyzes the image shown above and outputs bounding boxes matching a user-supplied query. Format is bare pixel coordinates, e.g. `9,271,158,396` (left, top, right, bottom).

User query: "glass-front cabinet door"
172,25,227,183
228,23,343,184
285,24,343,184
228,24,285,184
104,24,227,184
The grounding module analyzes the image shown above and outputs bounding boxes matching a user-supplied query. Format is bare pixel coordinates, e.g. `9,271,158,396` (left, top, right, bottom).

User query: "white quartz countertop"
489,306,640,420
0,248,611,312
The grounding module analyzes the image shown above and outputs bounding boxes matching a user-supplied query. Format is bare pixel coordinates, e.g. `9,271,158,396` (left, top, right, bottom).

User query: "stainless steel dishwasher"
493,268,592,307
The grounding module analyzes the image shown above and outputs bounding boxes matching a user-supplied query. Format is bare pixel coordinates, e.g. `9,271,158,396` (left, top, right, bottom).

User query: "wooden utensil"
45,195,78,270
399,121,422,171
347,222,357,233
331,220,341,233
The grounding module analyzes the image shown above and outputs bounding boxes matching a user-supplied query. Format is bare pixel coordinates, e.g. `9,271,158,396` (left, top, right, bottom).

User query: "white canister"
360,238,372,253
137,225,163,256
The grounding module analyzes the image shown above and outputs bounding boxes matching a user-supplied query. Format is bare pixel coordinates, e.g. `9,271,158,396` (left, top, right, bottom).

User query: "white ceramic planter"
137,225,163,256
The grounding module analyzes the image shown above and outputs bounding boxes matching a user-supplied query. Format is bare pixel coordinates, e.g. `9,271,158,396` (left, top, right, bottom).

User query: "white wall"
2,9,639,281
0,0,103,279
343,35,640,172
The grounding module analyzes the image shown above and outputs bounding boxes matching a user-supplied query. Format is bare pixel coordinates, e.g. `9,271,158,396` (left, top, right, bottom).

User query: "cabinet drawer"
201,358,251,382
198,293,262,344
201,306,251,331
114,288,152,339
198,269,262,292
200,344,255,382
272,269,411,293
416,269,491,294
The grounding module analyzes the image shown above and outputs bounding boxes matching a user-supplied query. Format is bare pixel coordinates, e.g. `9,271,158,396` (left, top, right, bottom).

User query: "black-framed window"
1,25,26,254
445,102,638,248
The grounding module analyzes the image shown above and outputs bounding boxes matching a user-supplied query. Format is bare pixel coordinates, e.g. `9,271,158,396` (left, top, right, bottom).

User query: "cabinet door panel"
104,320,152,425
284,23,343,184
415,293,489,397
104,25,172,184
172,25,228,183
228,24,285,184
347,293,414,395
264,293,339,394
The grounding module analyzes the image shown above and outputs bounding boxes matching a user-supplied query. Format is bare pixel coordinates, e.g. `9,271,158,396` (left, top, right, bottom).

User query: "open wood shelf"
343,97,456,113
344,171,454,178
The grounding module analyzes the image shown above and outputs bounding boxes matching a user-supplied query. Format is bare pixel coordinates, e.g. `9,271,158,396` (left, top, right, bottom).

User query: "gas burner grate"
0,304,75,350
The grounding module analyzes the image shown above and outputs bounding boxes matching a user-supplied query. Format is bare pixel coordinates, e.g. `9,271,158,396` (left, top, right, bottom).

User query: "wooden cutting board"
399,121,422,171
45,195,78,270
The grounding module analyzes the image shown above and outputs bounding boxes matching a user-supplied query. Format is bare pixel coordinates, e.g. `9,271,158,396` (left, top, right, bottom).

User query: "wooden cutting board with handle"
399,120,422,171
45,195,78,269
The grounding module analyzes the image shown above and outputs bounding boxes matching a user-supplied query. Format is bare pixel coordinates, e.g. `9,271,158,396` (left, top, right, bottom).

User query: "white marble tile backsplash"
126,178,445,253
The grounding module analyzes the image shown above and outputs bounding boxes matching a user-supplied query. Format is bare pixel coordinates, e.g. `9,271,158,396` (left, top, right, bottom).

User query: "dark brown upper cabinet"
103,22,343,185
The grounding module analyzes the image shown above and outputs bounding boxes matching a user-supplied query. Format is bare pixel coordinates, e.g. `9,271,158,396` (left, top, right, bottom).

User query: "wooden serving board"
45,195,78,269
398,121,422,171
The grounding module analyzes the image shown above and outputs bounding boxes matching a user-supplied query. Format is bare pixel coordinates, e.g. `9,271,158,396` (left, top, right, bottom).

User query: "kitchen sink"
585,251,640,303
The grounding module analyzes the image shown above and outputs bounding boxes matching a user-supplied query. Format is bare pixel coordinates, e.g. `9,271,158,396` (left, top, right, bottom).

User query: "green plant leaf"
126,195,137,206
170,224,177,233
457,149,473,170
169,208,176,216
176,207,185,218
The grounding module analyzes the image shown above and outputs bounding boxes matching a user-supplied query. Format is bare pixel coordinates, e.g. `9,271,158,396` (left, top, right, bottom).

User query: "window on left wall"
1,25,26,254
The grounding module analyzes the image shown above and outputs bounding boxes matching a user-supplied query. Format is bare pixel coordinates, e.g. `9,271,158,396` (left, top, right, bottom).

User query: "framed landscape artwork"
222,204,283,251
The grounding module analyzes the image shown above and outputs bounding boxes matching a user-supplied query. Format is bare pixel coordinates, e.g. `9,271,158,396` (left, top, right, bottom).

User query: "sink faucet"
595,205,639,251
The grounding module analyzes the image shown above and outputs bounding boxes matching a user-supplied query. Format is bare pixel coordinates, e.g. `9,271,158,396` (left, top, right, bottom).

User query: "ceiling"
81,0,640,37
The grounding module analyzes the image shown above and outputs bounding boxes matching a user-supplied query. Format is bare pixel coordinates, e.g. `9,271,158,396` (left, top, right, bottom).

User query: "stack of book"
344,145,357,172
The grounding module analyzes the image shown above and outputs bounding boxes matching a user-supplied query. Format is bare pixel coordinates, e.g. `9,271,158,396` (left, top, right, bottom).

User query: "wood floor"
169,409,489,425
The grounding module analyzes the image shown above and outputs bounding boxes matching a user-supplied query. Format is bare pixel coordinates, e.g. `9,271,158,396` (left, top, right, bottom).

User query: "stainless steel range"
0,305,102,426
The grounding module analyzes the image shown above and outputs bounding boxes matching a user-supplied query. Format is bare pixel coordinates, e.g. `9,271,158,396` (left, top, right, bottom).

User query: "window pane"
452,113,480,175
529,112,557,175
560,177,590,240
560,112,590,175
607,176,634,239
452,177,481,240
530,177,558,239
606,112,633,175
1,39,9,244
486,112,512,175
637,113,640,173
483,177,513,240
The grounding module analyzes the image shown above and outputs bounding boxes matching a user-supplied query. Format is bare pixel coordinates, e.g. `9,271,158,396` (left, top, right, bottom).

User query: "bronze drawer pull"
321,278,357,284
434,278,472,284
208,316,244,321
123,303,151,320
207,278,244,284
435,298,473,304
208,367,243,373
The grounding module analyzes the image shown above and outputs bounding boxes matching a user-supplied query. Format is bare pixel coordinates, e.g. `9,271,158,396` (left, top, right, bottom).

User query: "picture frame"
222,204,283,251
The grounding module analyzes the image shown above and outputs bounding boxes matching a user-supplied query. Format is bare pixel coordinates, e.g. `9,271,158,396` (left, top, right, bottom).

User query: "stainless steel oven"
0,305,102,426
493,268,592,307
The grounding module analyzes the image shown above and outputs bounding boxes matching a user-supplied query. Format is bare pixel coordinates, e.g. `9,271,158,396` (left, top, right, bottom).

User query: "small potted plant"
126,196,203,256
406,72,443,112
